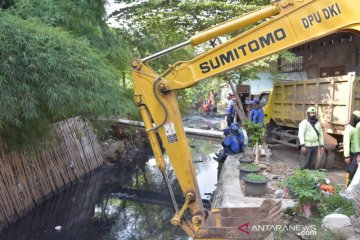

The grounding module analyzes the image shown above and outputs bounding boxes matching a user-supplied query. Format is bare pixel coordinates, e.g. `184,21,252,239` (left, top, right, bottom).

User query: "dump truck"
262,72,360,169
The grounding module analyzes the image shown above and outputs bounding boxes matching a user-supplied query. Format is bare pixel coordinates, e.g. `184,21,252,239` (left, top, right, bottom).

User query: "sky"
105,0,123,27
105,0,144,28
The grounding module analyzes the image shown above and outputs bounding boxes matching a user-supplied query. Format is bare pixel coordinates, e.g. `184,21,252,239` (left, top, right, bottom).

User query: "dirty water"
0,116,223,240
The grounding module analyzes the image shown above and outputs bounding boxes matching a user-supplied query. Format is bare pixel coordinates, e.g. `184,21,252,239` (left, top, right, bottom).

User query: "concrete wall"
244,72,273,94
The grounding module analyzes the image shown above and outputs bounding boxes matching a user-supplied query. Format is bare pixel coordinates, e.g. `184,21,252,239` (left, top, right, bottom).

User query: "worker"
230,123,245,152
226,93,236,127
343,110,360,186
358,121,360,164
298,106,325,169
213,128,240,162
248,100,255,120
209,90,217,113
202,99,209,112
251,98,264,125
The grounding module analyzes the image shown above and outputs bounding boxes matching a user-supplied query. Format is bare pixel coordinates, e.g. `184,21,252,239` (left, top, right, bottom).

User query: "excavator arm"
131,0,360,239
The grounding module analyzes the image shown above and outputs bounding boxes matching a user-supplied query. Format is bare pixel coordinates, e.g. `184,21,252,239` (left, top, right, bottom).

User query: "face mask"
307,113,316,120
350,114,360,127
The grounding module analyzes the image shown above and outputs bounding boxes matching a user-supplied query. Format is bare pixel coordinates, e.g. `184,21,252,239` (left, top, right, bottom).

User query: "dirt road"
268,143,346,186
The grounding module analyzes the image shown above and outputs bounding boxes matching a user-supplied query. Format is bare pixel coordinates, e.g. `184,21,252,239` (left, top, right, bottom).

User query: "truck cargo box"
265,72,360,136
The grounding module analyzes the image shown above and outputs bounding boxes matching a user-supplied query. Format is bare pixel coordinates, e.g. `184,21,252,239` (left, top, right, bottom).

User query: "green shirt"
343,123,360,157
298,119,324,147
355,122,360,153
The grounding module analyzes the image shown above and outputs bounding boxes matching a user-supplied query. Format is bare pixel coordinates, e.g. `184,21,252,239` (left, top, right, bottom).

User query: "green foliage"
243,120,266,147
318,193,356,217
181,79,222,114
275,215,346,240
241,163,260,171
0,0,15,9
285,169,326,204
12,0,131,71
245,173,266,182
0,13,134,150
110,0,296,115
88,119,118,141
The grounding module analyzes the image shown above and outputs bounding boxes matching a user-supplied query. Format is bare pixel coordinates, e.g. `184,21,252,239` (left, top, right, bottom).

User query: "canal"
0,115,224,240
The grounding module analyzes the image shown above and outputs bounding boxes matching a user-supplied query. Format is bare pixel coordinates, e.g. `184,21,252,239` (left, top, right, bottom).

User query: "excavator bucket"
195,199,282,239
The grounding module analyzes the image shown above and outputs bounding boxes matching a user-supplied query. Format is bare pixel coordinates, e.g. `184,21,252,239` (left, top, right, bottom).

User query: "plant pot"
238,166,260,180
244,177,268,197
238,156,253,164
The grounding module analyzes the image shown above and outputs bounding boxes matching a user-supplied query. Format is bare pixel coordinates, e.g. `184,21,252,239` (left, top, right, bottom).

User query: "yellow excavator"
131,0,360,239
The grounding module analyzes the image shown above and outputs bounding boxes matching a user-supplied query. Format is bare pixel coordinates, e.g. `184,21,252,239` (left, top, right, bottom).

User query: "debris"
274,189,284,198
55,226,62,231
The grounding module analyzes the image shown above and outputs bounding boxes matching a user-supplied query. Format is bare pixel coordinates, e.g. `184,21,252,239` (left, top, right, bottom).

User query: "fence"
279,55,304,73
0,117,104,230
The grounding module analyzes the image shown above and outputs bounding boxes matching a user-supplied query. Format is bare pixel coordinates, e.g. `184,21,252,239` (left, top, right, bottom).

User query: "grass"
274,214,347,240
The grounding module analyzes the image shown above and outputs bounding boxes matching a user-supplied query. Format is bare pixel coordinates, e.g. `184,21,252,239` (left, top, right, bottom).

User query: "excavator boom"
131,0,360,238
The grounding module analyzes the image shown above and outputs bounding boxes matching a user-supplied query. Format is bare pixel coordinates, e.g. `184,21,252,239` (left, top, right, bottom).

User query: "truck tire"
266,122,276,144
323,134,337,170
315,149,327,169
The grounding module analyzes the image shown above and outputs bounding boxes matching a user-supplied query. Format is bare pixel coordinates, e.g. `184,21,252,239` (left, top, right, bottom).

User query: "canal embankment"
0,117,104,231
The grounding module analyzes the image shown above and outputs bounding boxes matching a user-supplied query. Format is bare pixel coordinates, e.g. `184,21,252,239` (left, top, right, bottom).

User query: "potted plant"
243,120,266,148
244,173,268,197
284,169,326,217
238,155,253,164
238,163,260,180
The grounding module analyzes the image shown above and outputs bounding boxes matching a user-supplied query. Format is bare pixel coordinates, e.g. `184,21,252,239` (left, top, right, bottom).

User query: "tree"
0,0,136,150
109,0,292,114
110,0,260,70
12,0,132,72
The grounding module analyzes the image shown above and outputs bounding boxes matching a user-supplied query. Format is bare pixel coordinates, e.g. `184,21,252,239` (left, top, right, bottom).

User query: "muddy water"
0,128,223,240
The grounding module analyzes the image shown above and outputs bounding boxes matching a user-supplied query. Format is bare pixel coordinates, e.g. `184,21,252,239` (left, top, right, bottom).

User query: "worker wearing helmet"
343,110,360,186
251,98,264,125
230,123,245,152
213,128,240,162
298,106,325,169
226,94,236,127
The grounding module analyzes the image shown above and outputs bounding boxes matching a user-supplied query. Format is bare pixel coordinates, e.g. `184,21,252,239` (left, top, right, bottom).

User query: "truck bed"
269,72,360,135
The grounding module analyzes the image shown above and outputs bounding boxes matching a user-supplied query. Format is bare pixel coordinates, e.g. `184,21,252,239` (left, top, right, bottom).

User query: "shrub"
0,13,135,150
318,193,356,217
285,169,326,204
243,120,266,147
245,173,267,182
241,163,260,171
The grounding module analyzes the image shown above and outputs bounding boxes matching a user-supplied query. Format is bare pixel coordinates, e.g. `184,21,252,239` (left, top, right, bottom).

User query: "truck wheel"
265,121,276,144
315,149,327,169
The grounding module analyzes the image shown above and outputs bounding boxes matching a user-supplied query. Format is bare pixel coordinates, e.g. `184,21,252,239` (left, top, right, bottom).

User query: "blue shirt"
252,107,264,125
223,134,240,153
226,99,236,115
249,109,254,121
230,123,245,144
234,130,245,152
